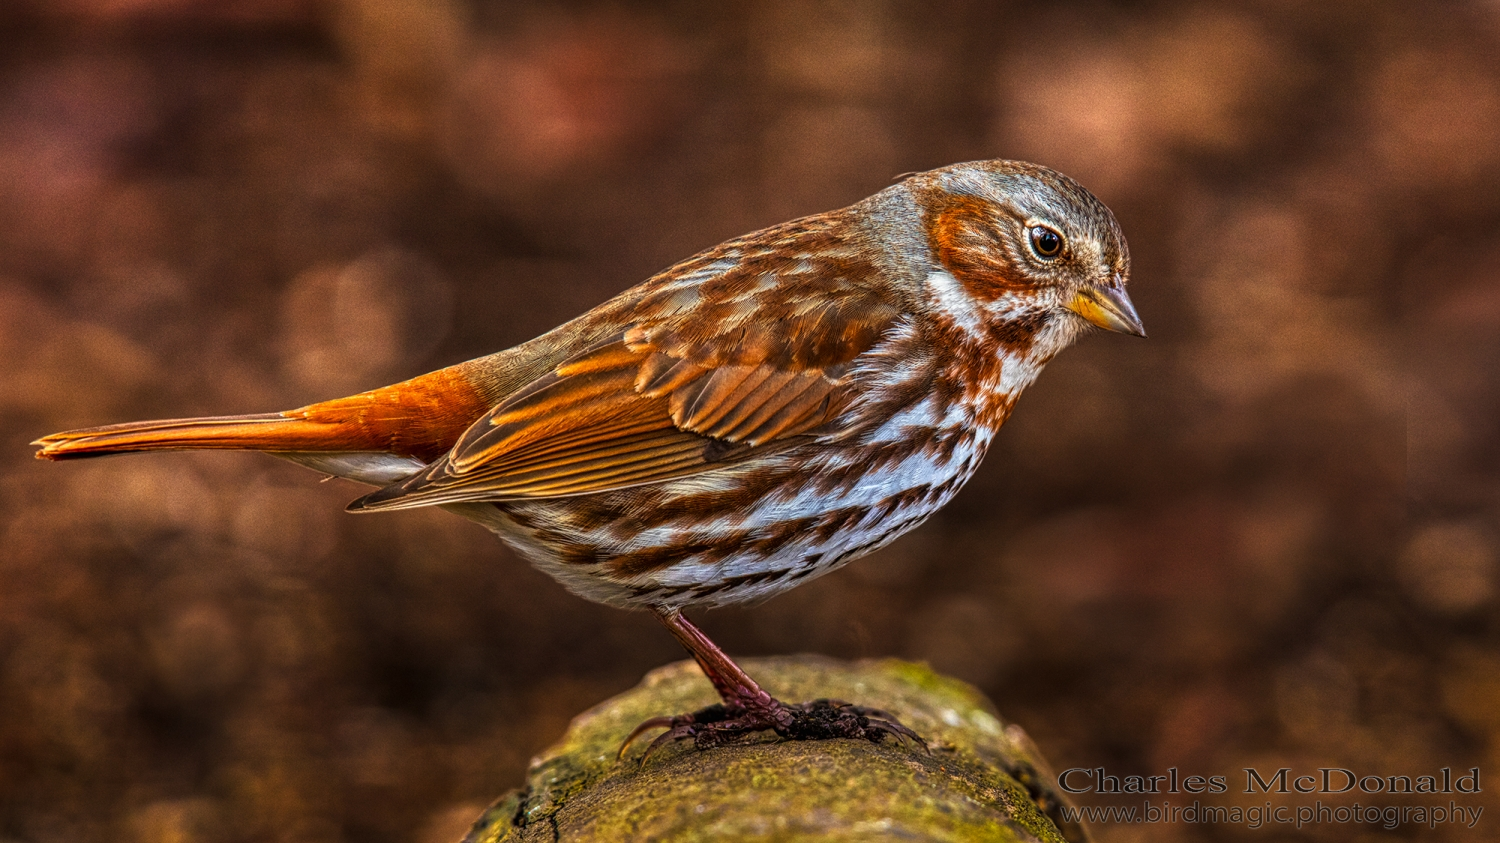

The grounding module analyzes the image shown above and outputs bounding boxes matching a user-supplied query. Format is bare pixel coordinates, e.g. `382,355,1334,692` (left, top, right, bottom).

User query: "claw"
870,715,929,752
618,716,677,761
816,700,926,751
640,723,697,765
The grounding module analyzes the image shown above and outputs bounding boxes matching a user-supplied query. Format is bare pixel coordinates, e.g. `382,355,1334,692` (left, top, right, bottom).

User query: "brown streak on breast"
974,391,1020,432
806,441,912,496
988,310,1044,357
609,530,749,578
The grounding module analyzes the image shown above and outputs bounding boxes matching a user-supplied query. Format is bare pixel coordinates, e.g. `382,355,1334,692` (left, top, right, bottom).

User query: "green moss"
460,656,1088,843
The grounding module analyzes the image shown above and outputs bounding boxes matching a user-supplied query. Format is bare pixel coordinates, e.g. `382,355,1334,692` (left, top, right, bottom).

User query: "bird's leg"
619,607,924,761
655,607,789,722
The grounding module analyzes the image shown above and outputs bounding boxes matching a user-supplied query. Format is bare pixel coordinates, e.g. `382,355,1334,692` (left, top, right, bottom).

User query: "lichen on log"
461,656,1090,842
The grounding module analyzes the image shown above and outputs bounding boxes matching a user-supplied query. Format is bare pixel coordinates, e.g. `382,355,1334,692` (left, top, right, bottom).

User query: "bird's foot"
620,697,924,763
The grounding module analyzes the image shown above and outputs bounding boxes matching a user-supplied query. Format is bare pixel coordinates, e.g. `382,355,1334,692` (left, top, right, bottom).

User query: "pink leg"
653,607,783,718
617,607,923,761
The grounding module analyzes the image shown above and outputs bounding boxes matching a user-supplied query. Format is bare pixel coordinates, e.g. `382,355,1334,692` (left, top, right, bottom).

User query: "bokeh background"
2,1,1498,841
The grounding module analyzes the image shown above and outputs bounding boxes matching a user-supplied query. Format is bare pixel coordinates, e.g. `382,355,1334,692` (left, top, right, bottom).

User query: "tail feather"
33,413,345,460
34,361,500,464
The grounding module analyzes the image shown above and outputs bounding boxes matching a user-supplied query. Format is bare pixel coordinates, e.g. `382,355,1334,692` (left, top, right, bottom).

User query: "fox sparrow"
36,159,1143,756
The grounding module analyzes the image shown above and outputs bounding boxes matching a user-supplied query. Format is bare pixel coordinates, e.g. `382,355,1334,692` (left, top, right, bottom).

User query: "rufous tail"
33,414,356,460
33,364,496,463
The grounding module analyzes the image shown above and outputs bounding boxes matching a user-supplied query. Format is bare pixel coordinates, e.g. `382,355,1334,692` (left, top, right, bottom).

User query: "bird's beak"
1067,284,1146,337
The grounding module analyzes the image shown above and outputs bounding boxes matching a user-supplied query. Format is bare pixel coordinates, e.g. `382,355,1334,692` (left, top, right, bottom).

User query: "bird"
34,159,1143,756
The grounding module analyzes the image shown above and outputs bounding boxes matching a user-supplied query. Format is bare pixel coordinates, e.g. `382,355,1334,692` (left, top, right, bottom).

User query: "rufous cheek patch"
929,196,1029,302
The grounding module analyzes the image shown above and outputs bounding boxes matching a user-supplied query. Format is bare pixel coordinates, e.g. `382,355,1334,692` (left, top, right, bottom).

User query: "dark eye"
1029,225,1063,258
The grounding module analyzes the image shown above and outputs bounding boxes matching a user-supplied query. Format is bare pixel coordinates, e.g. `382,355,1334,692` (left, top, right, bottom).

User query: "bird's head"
906,159,1144,358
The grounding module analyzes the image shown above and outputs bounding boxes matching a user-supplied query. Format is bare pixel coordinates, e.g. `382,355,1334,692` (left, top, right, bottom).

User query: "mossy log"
460,656,1090,842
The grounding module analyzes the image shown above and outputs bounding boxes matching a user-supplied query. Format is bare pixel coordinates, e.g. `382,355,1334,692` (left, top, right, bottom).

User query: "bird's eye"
1029,225,1064,258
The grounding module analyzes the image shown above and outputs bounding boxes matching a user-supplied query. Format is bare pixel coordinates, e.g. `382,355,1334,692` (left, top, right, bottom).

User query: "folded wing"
350,217,904,510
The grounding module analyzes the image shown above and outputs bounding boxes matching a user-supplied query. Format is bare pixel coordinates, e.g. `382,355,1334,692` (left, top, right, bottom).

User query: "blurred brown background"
2,1,1498,841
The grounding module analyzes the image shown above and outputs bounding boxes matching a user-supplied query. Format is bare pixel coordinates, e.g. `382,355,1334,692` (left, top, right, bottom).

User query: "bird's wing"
348,216,905,510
